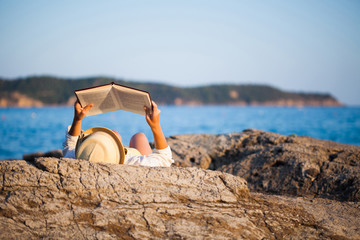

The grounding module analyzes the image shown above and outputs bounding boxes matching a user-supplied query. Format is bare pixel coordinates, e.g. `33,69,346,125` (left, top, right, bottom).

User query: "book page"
76,86,117,116
113,85,152,115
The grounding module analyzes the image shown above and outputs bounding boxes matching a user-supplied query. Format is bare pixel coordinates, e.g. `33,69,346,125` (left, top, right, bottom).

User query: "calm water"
1,106,359,159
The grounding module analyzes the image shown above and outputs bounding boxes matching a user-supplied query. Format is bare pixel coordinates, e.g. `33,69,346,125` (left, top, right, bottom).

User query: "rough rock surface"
1,157,359,239
1,129,359,239
168,129,360,202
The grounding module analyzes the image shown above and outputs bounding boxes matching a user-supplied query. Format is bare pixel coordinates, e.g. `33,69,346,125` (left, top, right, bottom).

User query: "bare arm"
145,101,168,150
68,101,93,136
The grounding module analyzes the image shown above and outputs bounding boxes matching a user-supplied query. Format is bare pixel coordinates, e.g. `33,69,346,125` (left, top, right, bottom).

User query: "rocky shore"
1,129,359,239
168,129,360,202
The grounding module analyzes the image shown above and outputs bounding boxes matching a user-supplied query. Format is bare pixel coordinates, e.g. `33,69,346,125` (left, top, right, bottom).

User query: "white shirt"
62,131,174,167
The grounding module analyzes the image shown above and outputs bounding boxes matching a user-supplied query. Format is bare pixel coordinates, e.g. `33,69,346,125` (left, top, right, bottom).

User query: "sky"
0,0,359,105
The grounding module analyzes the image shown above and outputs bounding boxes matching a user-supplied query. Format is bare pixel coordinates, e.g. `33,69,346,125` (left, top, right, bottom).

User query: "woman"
62,100,173,167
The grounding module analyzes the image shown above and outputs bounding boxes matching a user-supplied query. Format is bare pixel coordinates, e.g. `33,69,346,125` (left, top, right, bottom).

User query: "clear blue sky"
0,0,359,105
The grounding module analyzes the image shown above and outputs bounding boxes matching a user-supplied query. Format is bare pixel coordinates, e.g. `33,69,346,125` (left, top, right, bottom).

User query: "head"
75,127,125,164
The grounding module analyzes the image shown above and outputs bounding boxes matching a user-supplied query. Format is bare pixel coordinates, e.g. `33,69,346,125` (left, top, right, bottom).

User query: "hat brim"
75,127,125,164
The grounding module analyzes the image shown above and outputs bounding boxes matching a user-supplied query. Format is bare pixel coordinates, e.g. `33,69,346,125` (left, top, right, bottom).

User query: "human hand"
145,101,161,130
145,101,168,150
74,100,93,121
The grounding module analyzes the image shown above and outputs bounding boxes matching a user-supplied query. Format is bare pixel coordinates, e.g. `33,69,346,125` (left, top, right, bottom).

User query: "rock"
167,129,360,202
1,158,359,239
23,149,63,161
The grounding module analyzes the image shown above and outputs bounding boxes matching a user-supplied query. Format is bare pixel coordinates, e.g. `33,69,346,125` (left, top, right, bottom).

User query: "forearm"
145,101,167,150
68,118,82,136
69,101,93,136
151,125,168,150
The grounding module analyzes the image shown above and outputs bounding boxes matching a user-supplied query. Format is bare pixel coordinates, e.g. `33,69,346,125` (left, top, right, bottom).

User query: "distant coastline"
0,96,343,108
0,76,342,107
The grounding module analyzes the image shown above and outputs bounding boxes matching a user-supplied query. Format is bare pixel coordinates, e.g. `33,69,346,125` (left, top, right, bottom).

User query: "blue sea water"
0,106,359,159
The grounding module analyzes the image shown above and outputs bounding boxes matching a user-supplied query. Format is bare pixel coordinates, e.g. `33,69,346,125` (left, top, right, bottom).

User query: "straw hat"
75,127,125,164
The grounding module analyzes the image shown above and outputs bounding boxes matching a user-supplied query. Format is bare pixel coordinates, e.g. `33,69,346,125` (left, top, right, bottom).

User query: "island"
0,76,342,107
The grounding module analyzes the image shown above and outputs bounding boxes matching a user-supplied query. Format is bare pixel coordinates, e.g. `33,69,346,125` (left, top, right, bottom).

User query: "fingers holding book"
144,101,161,130
74,100,94,121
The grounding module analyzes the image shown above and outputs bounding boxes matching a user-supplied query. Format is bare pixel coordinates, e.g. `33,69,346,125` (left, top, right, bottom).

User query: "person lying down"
62,100,173,167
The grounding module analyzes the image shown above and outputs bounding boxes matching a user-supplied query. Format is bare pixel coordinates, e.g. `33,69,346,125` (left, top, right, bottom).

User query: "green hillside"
0,76,340,106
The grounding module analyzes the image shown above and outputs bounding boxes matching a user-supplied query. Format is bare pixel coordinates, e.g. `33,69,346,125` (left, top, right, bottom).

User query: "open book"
74,82,152,116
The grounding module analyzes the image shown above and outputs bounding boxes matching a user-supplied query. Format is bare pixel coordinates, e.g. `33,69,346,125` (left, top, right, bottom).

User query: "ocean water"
0,106,359,159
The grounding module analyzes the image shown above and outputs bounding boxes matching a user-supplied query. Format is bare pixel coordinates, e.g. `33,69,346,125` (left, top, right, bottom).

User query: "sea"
0,106,360,159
